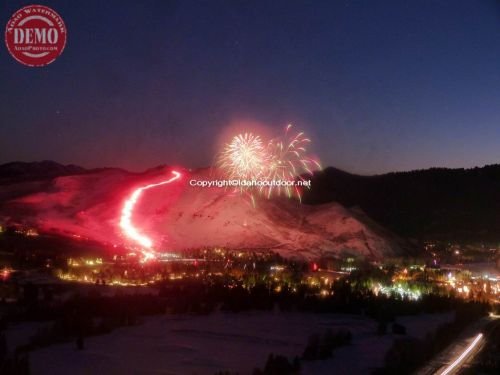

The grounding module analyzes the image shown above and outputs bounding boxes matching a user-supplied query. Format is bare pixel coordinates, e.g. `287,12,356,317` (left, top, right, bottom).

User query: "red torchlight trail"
120,170,181,250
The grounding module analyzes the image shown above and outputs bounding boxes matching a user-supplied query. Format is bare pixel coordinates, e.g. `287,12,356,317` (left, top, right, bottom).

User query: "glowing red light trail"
120,170,181,250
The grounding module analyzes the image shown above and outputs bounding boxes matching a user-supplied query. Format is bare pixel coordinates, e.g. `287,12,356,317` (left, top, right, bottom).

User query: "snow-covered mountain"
0,162,407,259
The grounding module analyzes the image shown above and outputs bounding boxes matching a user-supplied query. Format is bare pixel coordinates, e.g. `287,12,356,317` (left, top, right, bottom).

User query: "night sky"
0,0,499,174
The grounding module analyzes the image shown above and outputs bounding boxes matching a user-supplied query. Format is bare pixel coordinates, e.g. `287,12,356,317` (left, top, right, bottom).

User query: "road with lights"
437,333,484,375
417,331,484,375
417,315,499,375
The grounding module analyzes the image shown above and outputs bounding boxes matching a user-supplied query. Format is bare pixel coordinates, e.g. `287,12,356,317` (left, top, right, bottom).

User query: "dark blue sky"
1,0,499,174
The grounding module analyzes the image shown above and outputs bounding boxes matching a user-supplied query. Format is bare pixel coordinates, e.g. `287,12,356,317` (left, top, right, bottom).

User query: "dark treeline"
252,354,301,375
302,328,352,361
2,277,490,348
0,276,491,375
250,328,352,375
303,165,500,242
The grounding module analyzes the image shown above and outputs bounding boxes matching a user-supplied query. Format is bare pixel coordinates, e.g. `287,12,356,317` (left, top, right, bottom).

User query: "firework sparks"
217,124,321,201
119,170,181,254
217,133,268,181
263,124,321,200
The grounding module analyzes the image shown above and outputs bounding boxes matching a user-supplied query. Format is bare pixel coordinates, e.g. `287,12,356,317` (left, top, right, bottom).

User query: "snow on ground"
0,167,405,259
28,311,453,375
303,313,454,375
4,321,51,353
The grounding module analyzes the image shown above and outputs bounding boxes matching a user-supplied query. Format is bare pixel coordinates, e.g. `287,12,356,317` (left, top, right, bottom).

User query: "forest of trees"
303,164,500,242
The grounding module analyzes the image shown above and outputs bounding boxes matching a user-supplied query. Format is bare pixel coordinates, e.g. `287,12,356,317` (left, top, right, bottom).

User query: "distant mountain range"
1,161,499,245
0,161,407,260
302,165,500,242
0,160,87,182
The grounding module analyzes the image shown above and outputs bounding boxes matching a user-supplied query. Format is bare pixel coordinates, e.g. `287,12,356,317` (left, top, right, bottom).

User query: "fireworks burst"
217,124,321,201
263,124,321,200
217,133,268,181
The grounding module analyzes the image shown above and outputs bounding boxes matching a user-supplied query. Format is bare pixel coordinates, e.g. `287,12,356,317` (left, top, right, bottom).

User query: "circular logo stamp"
4,5,67,67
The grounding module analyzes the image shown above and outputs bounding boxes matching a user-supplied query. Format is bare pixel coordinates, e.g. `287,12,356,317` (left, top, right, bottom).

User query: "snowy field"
1,167,402,259
23,311,453,375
